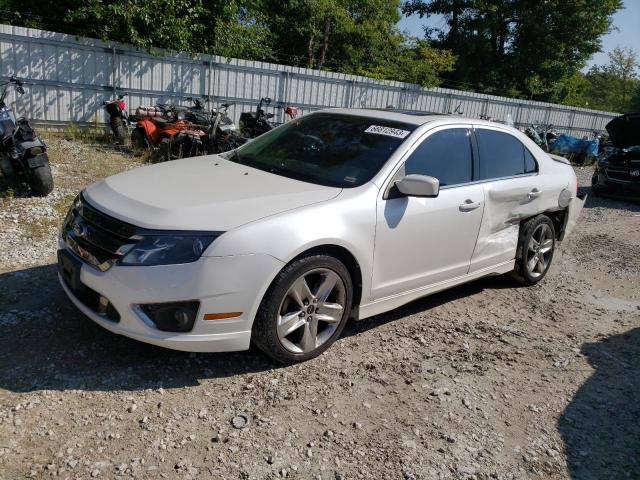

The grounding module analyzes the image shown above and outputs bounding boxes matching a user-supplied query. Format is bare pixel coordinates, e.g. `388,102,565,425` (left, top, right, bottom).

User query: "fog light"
139,301,200,332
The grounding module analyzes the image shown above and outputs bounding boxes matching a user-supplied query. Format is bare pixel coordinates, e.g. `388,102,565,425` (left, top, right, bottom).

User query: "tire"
152,138,172,163
513,214,556,285
131,127,148,150
113,120,127,144
252,254,353,364
29,162,54,196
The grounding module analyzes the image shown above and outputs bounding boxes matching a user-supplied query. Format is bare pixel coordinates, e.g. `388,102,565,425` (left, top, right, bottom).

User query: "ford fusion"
58,109,585,363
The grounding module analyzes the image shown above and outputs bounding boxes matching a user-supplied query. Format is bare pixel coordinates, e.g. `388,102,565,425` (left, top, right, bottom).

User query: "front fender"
205,185,377,303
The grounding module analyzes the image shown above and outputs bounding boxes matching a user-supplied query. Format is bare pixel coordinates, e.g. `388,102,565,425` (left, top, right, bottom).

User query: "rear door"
469,127,541,272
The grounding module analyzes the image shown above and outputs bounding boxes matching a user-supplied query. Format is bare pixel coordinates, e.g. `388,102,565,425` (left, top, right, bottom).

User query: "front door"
371,127,484,300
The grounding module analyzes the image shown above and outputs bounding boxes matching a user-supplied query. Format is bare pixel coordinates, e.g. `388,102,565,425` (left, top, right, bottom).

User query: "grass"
53,193,77,218
23,217,59,241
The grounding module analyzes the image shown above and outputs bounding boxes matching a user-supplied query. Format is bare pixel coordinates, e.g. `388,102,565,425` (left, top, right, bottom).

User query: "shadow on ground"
0,263,513,393
558,327,640,479
581,185,640,211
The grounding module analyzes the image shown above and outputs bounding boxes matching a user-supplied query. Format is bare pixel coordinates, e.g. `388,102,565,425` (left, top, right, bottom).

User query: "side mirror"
395,174,440,197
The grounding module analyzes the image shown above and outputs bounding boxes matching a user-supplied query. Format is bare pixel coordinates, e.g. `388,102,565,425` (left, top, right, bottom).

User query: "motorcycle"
0,76,53,196
239,97,298,139
204,102,247,154
103,92,129,143
130,104,206,161
525,124,559,152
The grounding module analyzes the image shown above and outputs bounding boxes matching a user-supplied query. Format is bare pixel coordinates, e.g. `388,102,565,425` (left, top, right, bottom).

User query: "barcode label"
364,125,410,139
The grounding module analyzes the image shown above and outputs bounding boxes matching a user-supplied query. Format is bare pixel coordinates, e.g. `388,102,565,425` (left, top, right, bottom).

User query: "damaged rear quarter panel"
469,147,572,273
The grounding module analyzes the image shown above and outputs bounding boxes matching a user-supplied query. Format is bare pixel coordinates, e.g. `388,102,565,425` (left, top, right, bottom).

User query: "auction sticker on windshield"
364,125,411,139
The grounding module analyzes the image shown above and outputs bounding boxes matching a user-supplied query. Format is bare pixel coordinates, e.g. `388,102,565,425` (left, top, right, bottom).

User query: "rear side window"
476,129,537,180
524,148,538,174
404,128,473,186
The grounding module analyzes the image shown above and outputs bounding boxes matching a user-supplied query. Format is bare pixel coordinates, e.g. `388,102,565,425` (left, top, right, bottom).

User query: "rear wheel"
513,215,556,285
29,161,54,196
252,255,353,364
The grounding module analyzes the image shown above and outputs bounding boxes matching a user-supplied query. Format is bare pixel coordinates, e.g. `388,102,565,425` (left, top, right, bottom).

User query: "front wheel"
513,215,556,285
131,127,149,150
252,255,353,364
113,119,127,144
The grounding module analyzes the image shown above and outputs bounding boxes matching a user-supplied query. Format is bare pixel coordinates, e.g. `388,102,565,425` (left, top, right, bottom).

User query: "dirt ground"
0,139,638,480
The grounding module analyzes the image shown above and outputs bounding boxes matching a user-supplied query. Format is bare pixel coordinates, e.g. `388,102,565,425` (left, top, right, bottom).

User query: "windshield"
230,113,416,187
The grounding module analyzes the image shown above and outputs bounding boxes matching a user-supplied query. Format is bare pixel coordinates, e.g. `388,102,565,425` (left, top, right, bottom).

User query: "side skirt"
358,260,515,320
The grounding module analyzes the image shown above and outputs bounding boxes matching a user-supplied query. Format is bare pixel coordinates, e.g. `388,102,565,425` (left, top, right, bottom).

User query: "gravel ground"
0,144,639,480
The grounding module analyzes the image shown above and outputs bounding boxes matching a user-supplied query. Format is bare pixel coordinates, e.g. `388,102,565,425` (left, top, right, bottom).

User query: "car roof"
317,108,506,129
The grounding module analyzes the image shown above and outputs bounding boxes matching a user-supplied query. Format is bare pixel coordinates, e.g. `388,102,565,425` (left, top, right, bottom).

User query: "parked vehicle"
130,104,206,161
184,96,213,127
204,103,247,154
239,97,298,138
103,92,129,143
58,109,585,363
524,124,559,152
0,76,53,196
592,112,640,201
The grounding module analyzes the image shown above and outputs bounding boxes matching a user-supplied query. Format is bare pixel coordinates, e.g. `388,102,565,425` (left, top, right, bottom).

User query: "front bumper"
592,169,640,201
58,245,284,352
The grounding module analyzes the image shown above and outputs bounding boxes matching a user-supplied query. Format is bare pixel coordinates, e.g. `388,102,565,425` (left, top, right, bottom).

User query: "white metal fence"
0,24,618,136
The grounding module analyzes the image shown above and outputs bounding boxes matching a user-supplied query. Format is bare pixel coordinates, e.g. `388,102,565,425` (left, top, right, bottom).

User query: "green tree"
0,0,454,87
403,0,623,98
585,47,638,112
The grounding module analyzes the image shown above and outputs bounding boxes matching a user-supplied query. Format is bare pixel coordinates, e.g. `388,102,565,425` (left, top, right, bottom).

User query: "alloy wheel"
276,268,346,354
526,223,554,278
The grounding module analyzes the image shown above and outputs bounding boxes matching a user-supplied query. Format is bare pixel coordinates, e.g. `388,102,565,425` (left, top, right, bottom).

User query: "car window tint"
231,113,416,188
477,129,526,180
524,148,538,173
404,128,473,186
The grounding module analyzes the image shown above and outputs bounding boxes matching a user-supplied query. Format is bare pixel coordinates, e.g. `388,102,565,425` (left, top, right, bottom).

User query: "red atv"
130,105,205,161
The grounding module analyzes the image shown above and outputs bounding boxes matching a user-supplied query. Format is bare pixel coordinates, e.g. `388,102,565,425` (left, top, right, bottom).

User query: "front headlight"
120,234,219,266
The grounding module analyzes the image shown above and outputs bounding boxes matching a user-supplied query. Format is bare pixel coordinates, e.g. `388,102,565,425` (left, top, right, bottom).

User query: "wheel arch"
280,244,363,314
519,209,566,243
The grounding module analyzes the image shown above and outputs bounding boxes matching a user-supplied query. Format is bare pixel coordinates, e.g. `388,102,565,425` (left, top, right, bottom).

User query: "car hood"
83,155,341,231
606,113,640,148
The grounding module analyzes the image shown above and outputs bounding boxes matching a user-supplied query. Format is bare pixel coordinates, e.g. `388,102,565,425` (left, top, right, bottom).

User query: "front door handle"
528,188,542,200
459,199,481,212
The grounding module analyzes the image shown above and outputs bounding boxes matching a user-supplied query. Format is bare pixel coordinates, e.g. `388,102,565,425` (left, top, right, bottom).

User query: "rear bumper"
560,192,586,241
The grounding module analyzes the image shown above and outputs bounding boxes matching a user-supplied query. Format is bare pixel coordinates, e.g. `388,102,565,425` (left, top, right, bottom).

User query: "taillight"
117,100,126,110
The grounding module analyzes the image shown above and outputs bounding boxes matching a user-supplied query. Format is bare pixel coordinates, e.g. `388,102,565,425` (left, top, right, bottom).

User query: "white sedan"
58,109,585,363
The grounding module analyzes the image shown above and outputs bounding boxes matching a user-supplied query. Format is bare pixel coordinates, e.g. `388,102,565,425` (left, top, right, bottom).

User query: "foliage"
403,0,623,100
560,48,639,113
0,0,633,105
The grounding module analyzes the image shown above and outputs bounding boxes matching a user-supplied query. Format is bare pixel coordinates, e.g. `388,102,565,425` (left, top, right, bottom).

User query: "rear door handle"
528,188,542,200
459,199,481,212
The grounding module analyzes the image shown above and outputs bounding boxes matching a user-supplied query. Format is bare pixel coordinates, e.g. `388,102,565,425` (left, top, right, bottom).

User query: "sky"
398,1,640,69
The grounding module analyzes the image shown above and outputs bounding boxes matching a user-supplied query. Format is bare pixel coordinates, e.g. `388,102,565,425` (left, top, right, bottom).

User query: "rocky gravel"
0,144,639,479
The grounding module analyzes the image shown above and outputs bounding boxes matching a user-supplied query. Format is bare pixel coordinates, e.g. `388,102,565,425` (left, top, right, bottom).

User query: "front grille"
605,168,640,183
61,194,141,271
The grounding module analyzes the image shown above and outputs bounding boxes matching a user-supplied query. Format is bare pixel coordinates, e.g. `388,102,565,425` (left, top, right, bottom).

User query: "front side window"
404,128,473,186
230,113,416,188
477,129,538,180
